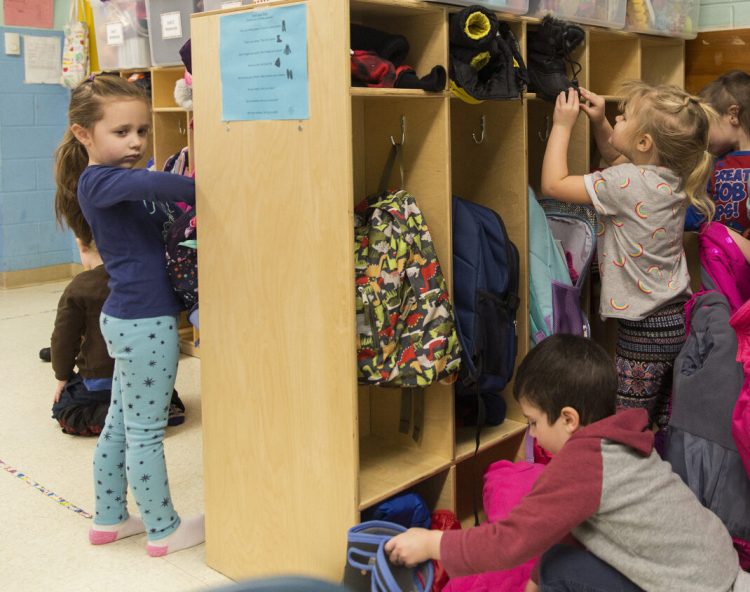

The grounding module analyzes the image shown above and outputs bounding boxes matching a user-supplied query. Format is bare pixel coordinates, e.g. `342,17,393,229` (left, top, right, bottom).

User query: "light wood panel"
192,0,360,580
589,30,640,95
685,29,750,95
641,37,684,87
0,263,81,289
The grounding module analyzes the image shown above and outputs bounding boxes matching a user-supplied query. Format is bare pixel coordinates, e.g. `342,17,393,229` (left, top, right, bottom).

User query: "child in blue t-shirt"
686,70,750,236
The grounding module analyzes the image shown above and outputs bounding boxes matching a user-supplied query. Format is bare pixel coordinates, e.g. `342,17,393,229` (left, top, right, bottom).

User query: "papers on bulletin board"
220,4,309,121
4,0,54,29
23,35,61,85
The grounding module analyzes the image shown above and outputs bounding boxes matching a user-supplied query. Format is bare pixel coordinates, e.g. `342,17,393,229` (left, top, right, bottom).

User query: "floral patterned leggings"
615,302,686,430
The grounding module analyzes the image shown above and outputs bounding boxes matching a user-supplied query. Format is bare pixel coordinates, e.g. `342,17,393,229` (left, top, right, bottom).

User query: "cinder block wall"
701,0,750,30
0,26,76,273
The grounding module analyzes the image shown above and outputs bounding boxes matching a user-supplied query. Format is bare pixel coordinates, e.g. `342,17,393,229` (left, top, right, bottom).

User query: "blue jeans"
93,313,180,540
539,545,645,592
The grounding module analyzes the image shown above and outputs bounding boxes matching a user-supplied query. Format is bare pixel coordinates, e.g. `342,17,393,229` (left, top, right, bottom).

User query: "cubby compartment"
352,94,454,509
151,65,189,109
449,98,530,459
640,37,684,87
90,0,152,70
360,467,456,517
455,433,525,527
528,0,627,29
527,100,590,194
588,30,640,97
352,96,452,266
152,111,191,170
349,0,448,94
358,384,454,509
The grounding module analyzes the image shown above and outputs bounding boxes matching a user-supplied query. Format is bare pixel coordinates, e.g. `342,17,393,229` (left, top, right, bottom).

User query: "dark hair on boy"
699,70,750,137
513,334,617,425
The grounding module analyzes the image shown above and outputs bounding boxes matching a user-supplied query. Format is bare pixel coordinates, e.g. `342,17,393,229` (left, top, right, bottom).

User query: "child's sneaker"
168,390,186,426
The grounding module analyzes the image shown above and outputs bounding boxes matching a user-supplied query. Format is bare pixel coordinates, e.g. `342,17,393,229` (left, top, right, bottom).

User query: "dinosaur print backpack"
354,190,461,387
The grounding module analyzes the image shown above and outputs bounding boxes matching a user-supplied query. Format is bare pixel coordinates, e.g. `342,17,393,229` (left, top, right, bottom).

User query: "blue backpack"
452,196,520,427
528,189,596,345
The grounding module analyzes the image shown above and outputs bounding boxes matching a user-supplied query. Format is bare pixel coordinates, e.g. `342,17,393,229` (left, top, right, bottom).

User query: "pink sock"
89,516,145,545
147,515,205,557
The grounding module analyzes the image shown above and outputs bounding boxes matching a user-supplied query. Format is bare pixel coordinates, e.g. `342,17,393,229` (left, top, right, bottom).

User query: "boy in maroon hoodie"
385,334,749,591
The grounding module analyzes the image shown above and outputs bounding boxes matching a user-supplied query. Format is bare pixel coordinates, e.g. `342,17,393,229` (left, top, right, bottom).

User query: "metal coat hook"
178,119,186,135
390,115,406,146
538,115,551,142
472,115,486,144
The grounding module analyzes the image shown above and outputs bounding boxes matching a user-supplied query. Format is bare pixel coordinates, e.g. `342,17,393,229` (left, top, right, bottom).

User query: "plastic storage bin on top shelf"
146,0,200,66
203,0,253,10
528,0,627,29
90,0,152,70
422,0,528,17
626,0,699,39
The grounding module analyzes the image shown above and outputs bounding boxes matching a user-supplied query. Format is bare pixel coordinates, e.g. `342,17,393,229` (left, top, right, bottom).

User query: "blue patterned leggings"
94,313,181,540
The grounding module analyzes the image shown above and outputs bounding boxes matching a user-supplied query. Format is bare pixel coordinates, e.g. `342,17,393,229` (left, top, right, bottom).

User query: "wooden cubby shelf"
190,0,687,582
455,419,528,463
359,436,452,509
350,88,449,98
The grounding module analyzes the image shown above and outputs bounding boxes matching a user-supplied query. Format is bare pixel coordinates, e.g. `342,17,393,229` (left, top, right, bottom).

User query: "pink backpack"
444,461,545,592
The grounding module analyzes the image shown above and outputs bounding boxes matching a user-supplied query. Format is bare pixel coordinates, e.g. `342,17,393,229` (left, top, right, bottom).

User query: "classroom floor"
0,280,233,592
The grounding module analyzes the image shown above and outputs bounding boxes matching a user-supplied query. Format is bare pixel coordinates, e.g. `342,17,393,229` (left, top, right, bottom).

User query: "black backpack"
452,196,520,428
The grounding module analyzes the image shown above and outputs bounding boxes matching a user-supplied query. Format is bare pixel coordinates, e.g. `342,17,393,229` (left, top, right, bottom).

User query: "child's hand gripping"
553,88,581,131
384,528,443,568
579,87,606,126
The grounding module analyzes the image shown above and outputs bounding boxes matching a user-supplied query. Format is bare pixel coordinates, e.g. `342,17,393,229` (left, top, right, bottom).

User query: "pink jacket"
730,299,750,481
444,461,545,592
699,223,750,315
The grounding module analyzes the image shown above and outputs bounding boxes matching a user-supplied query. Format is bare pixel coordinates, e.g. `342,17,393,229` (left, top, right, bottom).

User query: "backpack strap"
399,388,425,444
378,142,405,193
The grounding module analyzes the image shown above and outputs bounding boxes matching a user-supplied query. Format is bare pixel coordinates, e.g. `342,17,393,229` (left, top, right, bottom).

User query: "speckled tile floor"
0,280,231,592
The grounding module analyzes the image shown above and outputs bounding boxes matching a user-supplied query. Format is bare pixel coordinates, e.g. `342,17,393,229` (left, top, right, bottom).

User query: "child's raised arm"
579,88,628,166
80,167,195,209
540,90,590,204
